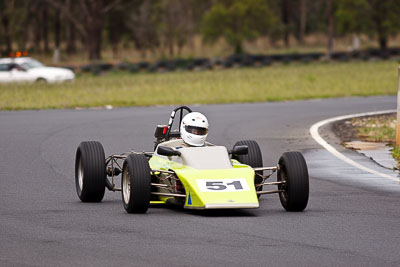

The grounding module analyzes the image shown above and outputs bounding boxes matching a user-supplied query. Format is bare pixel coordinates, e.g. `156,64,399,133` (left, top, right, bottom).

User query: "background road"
1,96,399,266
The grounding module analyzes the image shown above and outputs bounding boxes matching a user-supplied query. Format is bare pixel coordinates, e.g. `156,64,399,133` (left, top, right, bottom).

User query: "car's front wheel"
75,141,106,202
277,151,309,211
121,154,151,214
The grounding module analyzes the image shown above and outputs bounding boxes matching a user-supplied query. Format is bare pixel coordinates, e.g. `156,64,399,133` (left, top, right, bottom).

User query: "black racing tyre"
122,154,151,214
75,141,106,202
277,151,309,211
233,140,263,193
36,78,47,83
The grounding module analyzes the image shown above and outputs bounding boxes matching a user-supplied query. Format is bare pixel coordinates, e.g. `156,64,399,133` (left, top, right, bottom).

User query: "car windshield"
20,60,44,69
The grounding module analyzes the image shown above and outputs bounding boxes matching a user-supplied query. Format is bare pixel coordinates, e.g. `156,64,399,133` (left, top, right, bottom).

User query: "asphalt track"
1,96,399,266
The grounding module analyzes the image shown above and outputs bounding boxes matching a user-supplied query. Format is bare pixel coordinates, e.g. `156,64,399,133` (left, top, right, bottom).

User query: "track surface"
1,96,399,266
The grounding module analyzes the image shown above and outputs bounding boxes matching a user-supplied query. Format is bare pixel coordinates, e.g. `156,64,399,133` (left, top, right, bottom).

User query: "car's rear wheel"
277,151,309,211
233,140,263,194
75,141,106,202
36,78,47,83
122,154,151,213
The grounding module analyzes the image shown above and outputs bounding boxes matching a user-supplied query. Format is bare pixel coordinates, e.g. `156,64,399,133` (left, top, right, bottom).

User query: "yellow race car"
75,106,309,213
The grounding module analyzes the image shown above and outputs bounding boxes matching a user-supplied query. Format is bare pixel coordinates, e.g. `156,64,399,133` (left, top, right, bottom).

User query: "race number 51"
197,178,250,192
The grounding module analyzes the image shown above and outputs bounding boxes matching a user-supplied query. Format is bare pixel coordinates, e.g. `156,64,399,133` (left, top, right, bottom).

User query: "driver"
180,112,209,147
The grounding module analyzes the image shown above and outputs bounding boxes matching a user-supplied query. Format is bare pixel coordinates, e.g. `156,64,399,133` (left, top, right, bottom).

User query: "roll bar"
165,105,192,141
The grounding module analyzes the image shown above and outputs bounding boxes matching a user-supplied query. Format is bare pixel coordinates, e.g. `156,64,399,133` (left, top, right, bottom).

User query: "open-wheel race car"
75,106,309,213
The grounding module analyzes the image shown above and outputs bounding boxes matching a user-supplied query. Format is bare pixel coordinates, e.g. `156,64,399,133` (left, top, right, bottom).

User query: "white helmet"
180,112,209,146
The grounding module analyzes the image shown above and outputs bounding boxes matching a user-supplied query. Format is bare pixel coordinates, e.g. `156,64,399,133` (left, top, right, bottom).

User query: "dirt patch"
332,120,358,143
343,141,387,150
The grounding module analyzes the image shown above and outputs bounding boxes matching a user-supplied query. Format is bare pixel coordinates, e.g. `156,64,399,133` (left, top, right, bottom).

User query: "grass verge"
0,60,398,110
350,114,400,166
352,115,396,142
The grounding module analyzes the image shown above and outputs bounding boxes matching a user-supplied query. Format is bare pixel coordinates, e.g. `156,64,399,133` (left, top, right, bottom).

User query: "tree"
127,0,208,58
335,0,400,50
0,0,14,54
0,0,30,54
105,1,130,59
202,0,276,54
53,8,61,63
278,0,308,46
281,0,290,47
42,6,49,53
160,0,188,56
46,0,122,60
298,0,307,44
327,0,334,57
65,0,77,54
127,0,160,58
159,0,200,56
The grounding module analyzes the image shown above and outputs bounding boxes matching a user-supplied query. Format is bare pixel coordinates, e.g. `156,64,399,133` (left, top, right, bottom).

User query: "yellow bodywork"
149,155,259,209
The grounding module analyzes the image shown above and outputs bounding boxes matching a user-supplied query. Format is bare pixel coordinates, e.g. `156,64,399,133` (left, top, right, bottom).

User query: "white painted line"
310,110,399,182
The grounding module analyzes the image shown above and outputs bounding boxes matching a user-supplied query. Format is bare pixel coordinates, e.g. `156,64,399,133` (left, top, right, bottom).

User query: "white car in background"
0,57,75,83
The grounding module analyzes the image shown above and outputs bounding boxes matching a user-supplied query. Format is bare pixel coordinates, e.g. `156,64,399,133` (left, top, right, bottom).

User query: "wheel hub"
122,167,131,204
78,158,84,191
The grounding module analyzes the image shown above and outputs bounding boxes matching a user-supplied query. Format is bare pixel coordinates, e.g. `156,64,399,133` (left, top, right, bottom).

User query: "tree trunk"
66,24,76,54
140,48,146,59
107,7,125,60
374,13,388,51
54,10,61,49
299,0,307,45
1,16,12,54
168,41,174,57
87,26,102,60
53,9,61,64
112,43,118,59
187,4,195,53
85,1,104,61
46,0,115,60
234,43,243,54
43,6,49,53
33,9,42,52
282,0,290,47
326,0,334,58
65,0,76,54
378,34,387,50
1,0,14,55
177,42,184,56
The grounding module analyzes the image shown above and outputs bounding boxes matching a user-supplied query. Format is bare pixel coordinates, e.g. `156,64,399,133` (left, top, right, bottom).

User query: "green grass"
353,116,397,142
391,145,400,164
0,60,398,110
350,114,400,167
